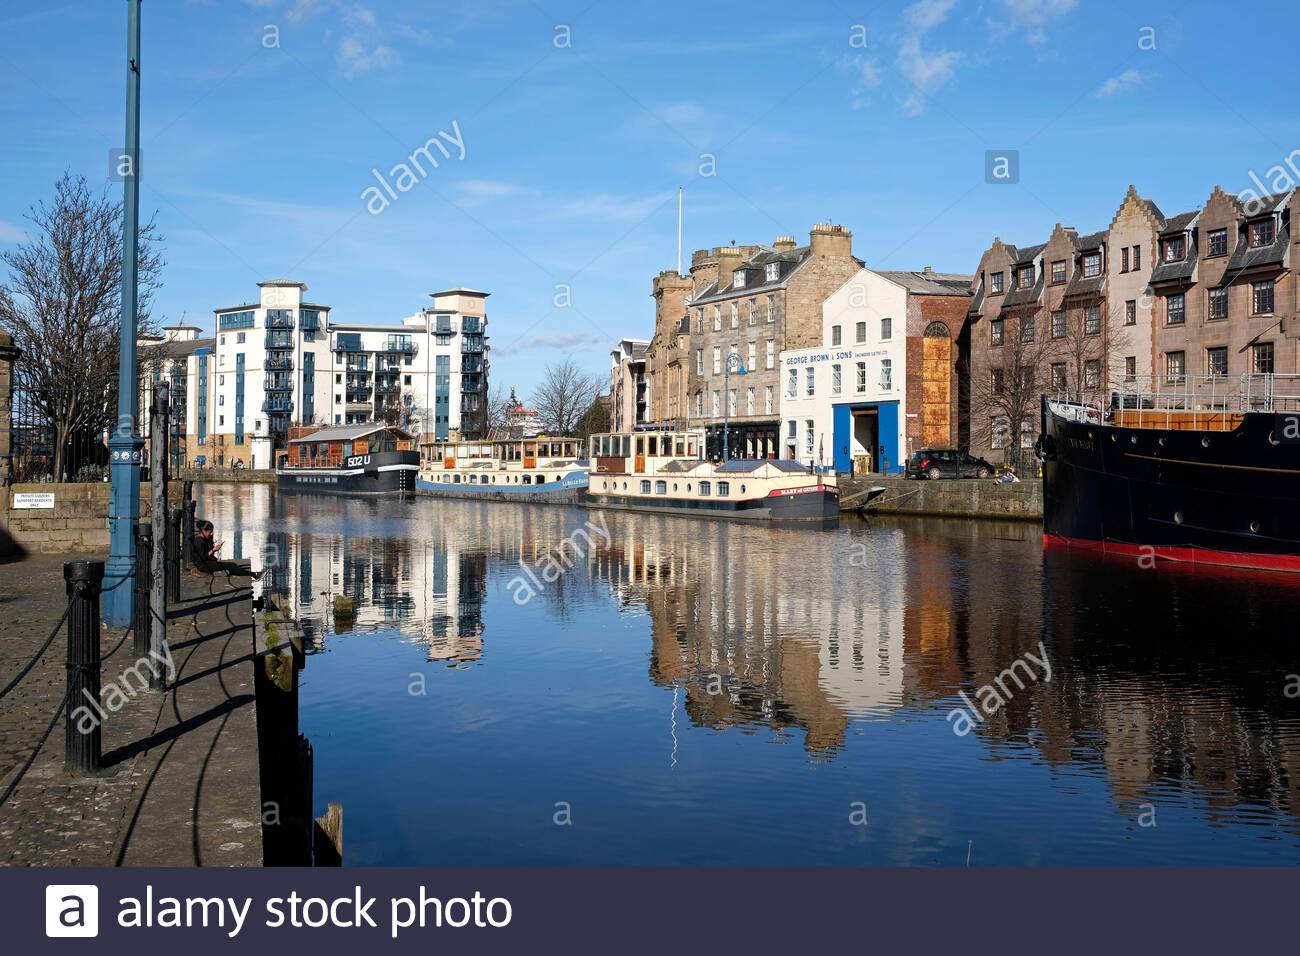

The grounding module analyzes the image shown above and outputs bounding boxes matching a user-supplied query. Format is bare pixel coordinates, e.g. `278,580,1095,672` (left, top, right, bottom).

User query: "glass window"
1084,306,1101,335
655,480,667,495
1165,351,1186,382
805,367,814,396
831,325,842,346
713,346,721,374
1082,252,1101,277
1249,219,1275,248
1163,235,1186,262
831,364,842,395
1120,247,1129,272
1017,265,1034,289
1253,342,1274,374
990,271,1004,294
856,362,866,392
855,321,866,343
880,359,892,391
717,481,730,497
1208,288,1228,320
991,417,1009,449
1051,310,1066,338
1021,315,1036,342
1050,364,1066,390
766,340,775,369
1167,294,1185,326
699,480,711,496
990,318,1004,345
1207,346,1228,376
787,368,797,397
713,306,721,331
1051,260,1066,283
640,480,651,494
1125,300,1136,325
1207,228,1228,256
804,421,815,455
880,317,892,340
1253,279,1275,314
1084,359,1101,389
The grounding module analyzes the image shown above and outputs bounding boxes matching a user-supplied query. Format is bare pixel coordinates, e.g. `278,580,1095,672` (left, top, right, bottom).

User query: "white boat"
416,436,589,503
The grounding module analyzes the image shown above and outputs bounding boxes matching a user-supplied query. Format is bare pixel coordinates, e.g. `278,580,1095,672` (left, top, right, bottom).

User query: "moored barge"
416,436,589,503
1040,373,1300,572
277,423,419,494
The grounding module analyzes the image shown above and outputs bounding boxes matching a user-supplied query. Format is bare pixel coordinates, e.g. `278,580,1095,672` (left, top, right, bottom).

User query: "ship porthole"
1268,431,1280,446
686,483,692,492
1157,437,1166,447
1174,511,1184,524
1130,435,1137,444
1110,434,1117,442
741,484,746,493
1201,436,1211,448
1249,520,1261,533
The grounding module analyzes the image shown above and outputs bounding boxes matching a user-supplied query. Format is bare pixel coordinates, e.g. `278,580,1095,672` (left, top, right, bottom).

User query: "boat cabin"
283,423,415,469
589,430,704,475
421,437,584,470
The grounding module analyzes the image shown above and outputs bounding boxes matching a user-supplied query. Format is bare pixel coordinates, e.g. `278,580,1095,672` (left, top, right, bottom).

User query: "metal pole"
167,507,181,603
105,0,144,627
182,497,196,571
150,382,168,689
64,560,104,774
134,521,151,657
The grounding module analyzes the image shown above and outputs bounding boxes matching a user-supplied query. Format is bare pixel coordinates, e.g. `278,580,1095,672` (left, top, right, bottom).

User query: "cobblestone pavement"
0,555,262,866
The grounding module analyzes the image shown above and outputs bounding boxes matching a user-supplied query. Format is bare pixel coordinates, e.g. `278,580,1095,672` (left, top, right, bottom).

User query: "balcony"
265,332,294,350
299,312,321,332
381,339,417,355
266,313,295,330
264,356,294,372
375,381,400,395
333,340,363,353
262,398,294,414
265,378,293,393
346,389,372,403
461,338,484,355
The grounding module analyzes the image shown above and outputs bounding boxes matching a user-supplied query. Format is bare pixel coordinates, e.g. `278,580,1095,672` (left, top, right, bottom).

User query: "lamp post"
721,350,746,461
105,0,143,627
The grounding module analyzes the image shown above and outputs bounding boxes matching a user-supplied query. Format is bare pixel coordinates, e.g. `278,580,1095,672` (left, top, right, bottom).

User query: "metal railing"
1055,373,1300,430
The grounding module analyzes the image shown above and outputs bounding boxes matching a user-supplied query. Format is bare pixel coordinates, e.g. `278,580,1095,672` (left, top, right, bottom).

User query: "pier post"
167,507,181,603
64,560,104,774
133,521,152,657
182,497,196,570
149,383,168,689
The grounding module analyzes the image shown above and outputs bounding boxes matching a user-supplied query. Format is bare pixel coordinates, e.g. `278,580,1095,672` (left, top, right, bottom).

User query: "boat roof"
716,458,810,473
290,423,414,444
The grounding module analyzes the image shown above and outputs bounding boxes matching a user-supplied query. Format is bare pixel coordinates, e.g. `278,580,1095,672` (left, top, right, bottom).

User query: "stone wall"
840,475,1041,521
2,481,180,557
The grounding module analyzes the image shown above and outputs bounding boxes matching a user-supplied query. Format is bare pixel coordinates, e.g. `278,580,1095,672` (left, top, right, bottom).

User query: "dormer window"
1051,260,1066,284
1207,228,1228,257
1162,235,1186,263
765,262,780,282
1249,218,1275,248
1016,265,1034,289
1082,251,1101,278
990,271,1004,294
733,270,746,288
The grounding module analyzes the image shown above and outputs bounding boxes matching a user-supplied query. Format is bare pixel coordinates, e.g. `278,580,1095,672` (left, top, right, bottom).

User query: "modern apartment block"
138,321,215,470
609,337,649,433
778,266,971,472
967,182,1297,463
204,280,488,468
682,224,863,458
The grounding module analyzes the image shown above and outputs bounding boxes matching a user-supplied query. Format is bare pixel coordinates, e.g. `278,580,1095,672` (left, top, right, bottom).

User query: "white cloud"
836,54,883,110
890,0,962,116
905,0,958,32
997,0,1078,45
1095,68,1143,99
336,36,399,78
452,179,523,207
0,220,26,243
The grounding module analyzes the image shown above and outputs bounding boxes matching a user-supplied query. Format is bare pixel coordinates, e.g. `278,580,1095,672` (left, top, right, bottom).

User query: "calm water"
196,484,1300,866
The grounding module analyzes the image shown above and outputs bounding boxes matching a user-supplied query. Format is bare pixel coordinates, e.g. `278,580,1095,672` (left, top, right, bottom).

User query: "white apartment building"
206,280,488,468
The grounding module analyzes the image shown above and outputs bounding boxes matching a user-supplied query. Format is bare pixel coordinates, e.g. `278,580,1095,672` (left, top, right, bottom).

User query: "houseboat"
277,423,420,494
585,429,839,521
1040,373,1300,573
416,436,589,503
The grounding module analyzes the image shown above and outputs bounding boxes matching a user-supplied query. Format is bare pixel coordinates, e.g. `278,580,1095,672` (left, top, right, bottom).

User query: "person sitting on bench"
191,520,263,580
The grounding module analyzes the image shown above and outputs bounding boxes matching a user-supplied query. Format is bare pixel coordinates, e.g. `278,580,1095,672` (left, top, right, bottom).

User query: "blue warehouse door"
877,401,900,473
833,405,853,474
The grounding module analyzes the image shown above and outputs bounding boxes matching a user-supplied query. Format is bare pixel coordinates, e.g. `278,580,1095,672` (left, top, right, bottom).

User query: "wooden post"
64,560,104,774
133,522,152,657
149,383,168,689
313,802,343,866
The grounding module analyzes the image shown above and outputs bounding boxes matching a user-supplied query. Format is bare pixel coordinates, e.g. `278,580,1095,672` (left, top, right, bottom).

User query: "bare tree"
574,393,611,441
970,310,1058,470
530,359,603,436
0,173,164,481
1056,302,1129,406
484,383,513,437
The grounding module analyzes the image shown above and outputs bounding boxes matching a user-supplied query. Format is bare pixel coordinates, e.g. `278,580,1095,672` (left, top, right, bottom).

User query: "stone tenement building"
682,224,863,458
967,183,1297,462
643,270,692,428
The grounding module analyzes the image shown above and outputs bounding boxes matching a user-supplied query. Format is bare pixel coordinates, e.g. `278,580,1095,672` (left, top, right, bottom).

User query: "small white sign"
13,492,55,510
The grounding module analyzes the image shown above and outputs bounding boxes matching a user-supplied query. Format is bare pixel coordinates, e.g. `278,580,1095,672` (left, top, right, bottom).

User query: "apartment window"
1207,228,1228,257
991,416,1010,450
1167,294,1185,326
880,317,892,340
748,342,757,371
830,363,842,395
767,295,775,322
696,349,704,375
1253,342,1275,374
804,421,815,456
335,373,342,384
713,306,722,331
787,420,796,439
713,346,721,375
1051,260,1066,284
830,325,842,346
1021,315,1036,343
220,335,225,346
746,387,755,415
766,262,780,282
1249,219,1275,248
1050,363,1066,391
1120,247,1130,272
1016,265,1035,289
1165,350,1186,383
1207,346,1228,376
1084,359,1101,389
805,367,815,396
236,332,246,344
880,358,892,391
1124,356,1136,380
1253,279,1275,314
1162,235,1186,262
990,318,1004,345
764,386,773,414
990,271,1005,294
218,395,225,406
1084,306,1101,335
766,339,775,369
748,299,757,325
786,368,797,397
1132,245,1141,269
404,374,411,385
712,391,720,416
733,270,746,289
855,321,866,343
1125,300,1137,326
730,303,739,328
696,392,703,417
1082,252,1102,278
1051,310,1066,338
219,415,225,426
1208,288,1229,320
696,308,704,333
991,368,1005,394
856,361,866,393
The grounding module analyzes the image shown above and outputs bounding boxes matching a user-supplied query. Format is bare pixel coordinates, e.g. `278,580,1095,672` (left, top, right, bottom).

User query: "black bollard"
167,507,182,603
64,560,104,774
134,522,152,657
182,498,196,571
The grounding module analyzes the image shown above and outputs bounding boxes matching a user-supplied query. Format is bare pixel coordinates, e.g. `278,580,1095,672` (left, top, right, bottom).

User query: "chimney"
773,235,797,251
809,223,852,258
922,265,933,274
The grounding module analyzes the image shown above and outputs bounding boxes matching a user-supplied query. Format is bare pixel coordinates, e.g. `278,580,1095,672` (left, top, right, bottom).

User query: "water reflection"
192,484,1300,862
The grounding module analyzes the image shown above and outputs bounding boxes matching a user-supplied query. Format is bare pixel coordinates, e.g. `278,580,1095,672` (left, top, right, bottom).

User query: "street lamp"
721,350,746,461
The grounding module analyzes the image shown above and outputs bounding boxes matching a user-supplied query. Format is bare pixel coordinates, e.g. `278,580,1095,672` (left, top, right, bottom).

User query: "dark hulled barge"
277,423,419,495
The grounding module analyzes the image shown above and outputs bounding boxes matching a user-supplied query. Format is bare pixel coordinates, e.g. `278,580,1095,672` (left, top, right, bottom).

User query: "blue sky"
1,0,1297,398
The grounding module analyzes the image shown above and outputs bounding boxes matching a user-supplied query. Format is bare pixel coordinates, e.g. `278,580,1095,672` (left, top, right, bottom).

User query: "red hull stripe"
1043,533,1300,574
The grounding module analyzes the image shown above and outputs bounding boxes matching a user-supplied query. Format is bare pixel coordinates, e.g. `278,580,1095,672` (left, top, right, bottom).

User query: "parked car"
906,448,995,480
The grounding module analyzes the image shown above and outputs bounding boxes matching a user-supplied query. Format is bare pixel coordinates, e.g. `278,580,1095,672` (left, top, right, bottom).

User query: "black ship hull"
1040,398,1300,572
276,450,419,495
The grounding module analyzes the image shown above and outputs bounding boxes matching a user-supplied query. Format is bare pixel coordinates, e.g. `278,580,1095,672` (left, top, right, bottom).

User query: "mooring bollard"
182,497,196,570
134,522,152,657
64,560,104,774
167,507,182,603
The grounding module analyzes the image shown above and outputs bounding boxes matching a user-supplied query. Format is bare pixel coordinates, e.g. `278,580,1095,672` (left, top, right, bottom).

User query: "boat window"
656,480,667,495
523,475,531,485
672,483,678,492
622,481,627,490
481,475,488,484
469,474,477,484
686,484,692,492
740,485,746,494
717,481,730,497
699,480,711,496
453,475,461,483
640,480,651,494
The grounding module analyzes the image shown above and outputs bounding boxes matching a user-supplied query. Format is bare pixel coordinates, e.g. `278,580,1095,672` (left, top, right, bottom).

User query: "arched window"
924,321,951,338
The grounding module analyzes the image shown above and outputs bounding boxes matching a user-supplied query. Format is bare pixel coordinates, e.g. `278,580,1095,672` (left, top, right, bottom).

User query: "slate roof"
1074,230,1106,250
877,270,974,296
1013,243,1045,265
1150,252,1197,285
716,458,811,473
289,423,414,444
1159,210,1200,236
1063,275,1105,299
156,336,216,359
1002,270,1044,308
1224,222,1290,277
691,244,859,304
